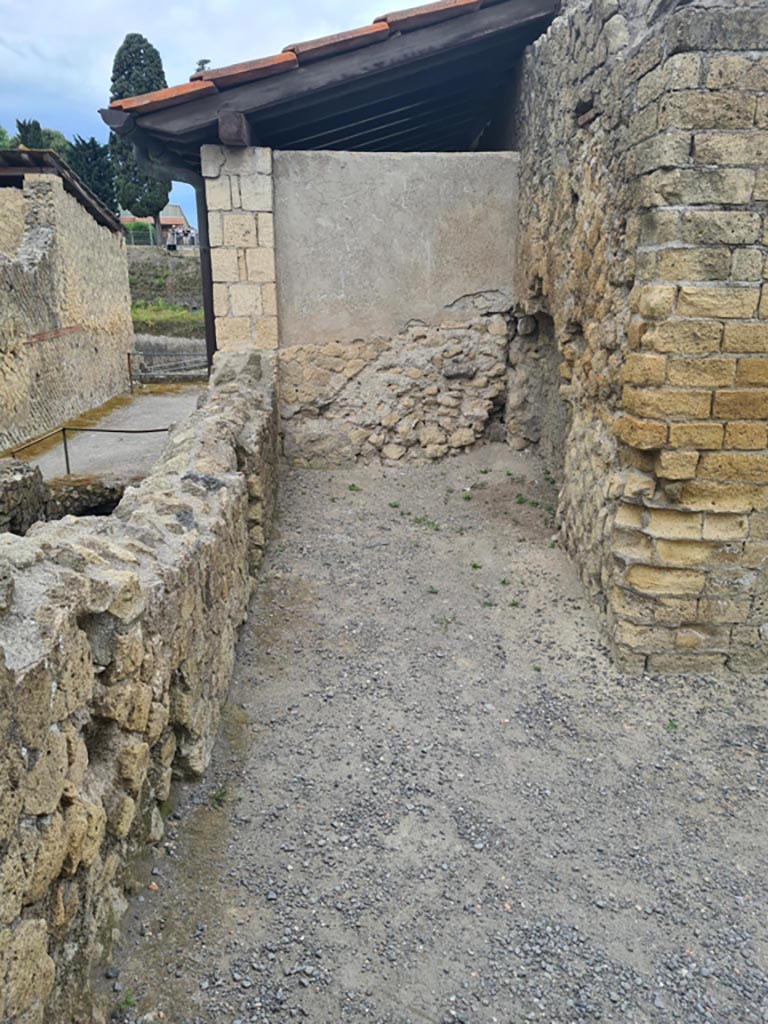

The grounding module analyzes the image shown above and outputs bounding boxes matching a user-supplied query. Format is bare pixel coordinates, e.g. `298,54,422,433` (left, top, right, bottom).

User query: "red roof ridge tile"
191,51,298,88
110,79,217,115
376,0,481,33
283,22,390,64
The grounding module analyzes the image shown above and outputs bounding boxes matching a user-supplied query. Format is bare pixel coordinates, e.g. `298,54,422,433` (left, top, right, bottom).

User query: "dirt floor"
99,444,768,1024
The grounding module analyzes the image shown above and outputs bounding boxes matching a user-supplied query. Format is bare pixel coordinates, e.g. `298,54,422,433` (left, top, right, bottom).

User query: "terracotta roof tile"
107,0,515,116
283,22,390,63
376,0,481,33
191,51,298,88
110,80,217,115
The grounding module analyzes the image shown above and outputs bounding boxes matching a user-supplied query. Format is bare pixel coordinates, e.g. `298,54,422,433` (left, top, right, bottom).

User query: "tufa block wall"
202,145,278,355
0,176,133,452
0,351,278,1023
512,0,768,672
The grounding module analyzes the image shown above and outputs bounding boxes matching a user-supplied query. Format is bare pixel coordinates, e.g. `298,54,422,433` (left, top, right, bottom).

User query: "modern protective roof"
102,0,556,174
0,149,121,232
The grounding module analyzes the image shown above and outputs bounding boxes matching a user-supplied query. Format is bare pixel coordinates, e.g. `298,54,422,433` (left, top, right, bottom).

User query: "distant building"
121,203,196,245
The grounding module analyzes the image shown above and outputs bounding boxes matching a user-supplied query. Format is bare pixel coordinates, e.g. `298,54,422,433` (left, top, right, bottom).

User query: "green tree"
69,136,117,212
15,118,45,148
9,121,72,162
109,33,170,243
40,128,73,164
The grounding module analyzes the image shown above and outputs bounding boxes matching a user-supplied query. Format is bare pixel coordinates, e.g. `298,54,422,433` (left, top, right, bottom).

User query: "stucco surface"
274,150,519,346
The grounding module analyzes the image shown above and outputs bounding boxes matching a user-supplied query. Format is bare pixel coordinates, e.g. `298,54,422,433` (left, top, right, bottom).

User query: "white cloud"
0,0,385,131
0,0,386,223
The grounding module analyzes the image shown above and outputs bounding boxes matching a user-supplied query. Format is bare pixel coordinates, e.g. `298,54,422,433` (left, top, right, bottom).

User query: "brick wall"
614,4,768,673
513,0,768,672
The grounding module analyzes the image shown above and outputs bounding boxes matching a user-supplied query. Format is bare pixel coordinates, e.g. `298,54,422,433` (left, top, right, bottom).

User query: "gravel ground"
99,443,768,1024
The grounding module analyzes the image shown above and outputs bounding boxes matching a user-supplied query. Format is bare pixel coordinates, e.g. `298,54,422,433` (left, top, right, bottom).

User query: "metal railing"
10,425,169,477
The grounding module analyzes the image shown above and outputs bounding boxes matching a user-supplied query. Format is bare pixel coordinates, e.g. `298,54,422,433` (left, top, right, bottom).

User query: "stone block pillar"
515,0,768,674
610,5,768,672
201,145,278,353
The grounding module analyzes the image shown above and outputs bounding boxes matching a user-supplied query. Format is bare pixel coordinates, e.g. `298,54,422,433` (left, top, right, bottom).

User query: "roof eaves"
191,51,298,88
376,0,482,33
110,79,217,115
282,22,390,64
107,0,542,122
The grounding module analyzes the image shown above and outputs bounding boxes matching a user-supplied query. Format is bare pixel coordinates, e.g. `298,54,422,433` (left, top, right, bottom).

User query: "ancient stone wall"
206,147,519,463
0,175,133,452
509,0,768,672
0,351,277,1023
275,150,518,463
0,461,49,536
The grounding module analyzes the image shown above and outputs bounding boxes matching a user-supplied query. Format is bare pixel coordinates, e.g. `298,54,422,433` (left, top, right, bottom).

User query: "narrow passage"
103,445,768,1024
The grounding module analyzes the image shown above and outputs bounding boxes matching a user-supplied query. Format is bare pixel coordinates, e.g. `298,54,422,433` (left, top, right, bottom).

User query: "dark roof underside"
108,0,555,176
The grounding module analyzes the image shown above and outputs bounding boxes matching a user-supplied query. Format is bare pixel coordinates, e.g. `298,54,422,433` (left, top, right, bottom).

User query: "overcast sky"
0,0,383,224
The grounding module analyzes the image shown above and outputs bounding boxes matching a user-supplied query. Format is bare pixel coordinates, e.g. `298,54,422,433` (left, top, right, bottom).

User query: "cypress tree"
15,119,45,148
69,136,117,213
109,33,170,243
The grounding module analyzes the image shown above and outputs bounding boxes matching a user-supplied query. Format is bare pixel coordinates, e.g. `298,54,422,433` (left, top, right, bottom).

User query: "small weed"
435,613,457,632
117,990,136,1011
665,718,679,732
528,500,540,508
533,665,542,673
446,487,455,494
509,600,521,608
413,516,441,531
482,599,496,608
470,481,487,491
500,578,510,586
348,484,362,493
389,501,400,508
549,541,557,549
480,468,491,475
428,585,439,595
515,493,527,505
471,562,482,570
210,785,227,808
463,493,473,501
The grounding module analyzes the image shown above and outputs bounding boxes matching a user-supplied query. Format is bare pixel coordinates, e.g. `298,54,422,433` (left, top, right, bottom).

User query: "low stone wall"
0,351,277,1023
0,461,131,536
281,296,511,465
0,461,49,535
133,334,207,381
